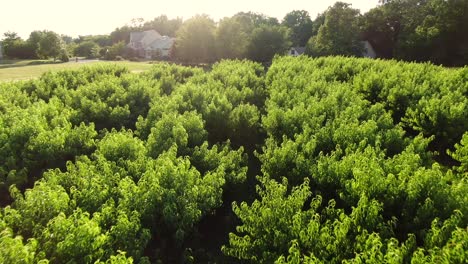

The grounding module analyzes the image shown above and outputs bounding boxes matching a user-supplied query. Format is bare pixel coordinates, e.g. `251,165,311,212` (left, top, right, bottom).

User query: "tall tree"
2,32,35,59
282,10,313,46
362,0,468,66
246,25,291,63
215,17,249,59
306,2,364,57
37,31,63,60
233,12,280,28
110,26,133,44
395,0,468,65
77,35,112,47
360,3,402,58
74,41,100,58
311,12,326,36
143,15,183,37
1,31,21,57
27,31,46,58
174,14,216,63
61,35,73,44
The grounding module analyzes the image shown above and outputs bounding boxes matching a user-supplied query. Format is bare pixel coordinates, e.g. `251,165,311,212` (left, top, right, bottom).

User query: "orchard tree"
282,10,313,46
306,2,364,57
37,31,63,60
174,14,216,63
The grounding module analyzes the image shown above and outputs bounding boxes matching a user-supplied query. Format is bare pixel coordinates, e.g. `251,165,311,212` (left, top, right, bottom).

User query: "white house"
361,41,377,58
128,30,175,59
288,46,306,57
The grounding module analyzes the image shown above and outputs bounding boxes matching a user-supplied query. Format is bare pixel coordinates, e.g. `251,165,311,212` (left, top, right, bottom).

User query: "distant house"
127,30,175,59
361,41,377,58
288,47,306,57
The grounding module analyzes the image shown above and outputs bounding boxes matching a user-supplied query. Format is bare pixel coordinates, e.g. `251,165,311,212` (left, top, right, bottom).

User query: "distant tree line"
362,0,468,66
164,0,468,66
1,0,467,66
1,31,69,61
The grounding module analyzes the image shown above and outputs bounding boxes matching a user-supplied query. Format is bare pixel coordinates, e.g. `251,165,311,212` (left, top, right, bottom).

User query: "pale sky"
1,0,379,39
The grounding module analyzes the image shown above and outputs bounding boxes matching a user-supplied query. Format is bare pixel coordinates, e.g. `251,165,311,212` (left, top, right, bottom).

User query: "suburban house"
127,30,175,59
361,40,377,58
288,46,306,57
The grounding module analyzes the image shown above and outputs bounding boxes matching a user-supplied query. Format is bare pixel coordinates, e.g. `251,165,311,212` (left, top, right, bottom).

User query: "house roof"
130,30,162,44
147,36,175,50
129,32,145,43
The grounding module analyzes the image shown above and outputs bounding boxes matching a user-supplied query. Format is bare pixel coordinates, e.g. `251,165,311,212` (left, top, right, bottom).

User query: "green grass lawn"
0,60,155,81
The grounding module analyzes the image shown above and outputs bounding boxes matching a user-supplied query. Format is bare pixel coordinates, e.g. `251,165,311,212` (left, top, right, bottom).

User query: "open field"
0,60,154,81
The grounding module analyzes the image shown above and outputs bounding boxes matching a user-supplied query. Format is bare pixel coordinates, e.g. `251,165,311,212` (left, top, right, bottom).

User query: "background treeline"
2,0,468,65
1,31,71,62
1,56,467,263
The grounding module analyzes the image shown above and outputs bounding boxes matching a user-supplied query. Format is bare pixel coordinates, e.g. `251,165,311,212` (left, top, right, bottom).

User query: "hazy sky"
1,0,379,39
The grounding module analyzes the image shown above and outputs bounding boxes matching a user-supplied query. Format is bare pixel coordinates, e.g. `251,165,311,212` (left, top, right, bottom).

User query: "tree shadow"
0,60,63,69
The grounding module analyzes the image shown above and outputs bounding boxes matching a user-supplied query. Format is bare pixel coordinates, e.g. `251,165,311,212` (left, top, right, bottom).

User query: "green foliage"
39,210,106,263
9,181,71,237
74,41,100,58
215,17,249,60
137,60,265,149
103,42,126,60
246,25,291,63
225,174,467,263
221,56,468,263
224,177,391,263
174,15,216,63
0,212,43,263
64,72,155,131
0,56,467,263
215,12,289,62
363,0,468,66
1,32,36,59
306,2,364,57
95,251,134,264
37,31,64,60
0,98,97,193
281,10,313,46
59,48,69,62
97,129,146,163
142,15,183,37
451,132,468,174
146,111,207,158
